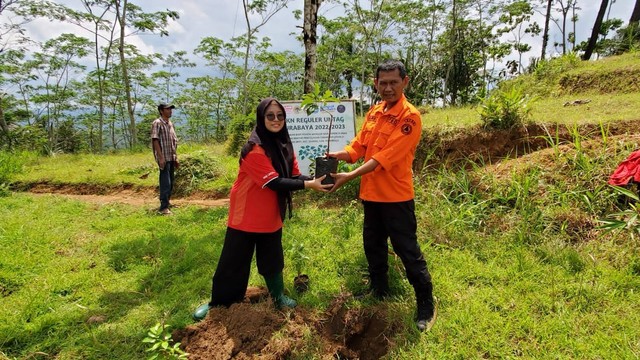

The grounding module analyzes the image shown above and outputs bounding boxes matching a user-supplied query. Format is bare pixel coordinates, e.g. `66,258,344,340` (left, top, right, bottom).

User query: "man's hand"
326,150,350,162
158,158,166,170
329,171,353,193
175,159,180,169
329,158,379,193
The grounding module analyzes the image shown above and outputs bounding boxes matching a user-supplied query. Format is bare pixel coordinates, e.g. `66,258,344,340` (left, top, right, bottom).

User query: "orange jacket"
344,94,421,202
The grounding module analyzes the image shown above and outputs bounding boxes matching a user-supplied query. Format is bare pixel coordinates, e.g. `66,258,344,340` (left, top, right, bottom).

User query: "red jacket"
608,150,640,186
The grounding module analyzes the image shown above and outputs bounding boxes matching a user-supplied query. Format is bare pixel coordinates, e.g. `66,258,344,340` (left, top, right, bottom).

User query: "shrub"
532,53,581,81
0,150,34,183
225,113,254,156
173,151,224,196
0,150,35,196
478,88,534,130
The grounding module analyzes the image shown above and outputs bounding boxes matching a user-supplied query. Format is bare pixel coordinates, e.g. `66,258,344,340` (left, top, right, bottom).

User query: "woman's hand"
305,175,333,192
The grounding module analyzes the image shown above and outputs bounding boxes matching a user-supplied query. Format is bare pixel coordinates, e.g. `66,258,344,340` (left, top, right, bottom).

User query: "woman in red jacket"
193,98,331,320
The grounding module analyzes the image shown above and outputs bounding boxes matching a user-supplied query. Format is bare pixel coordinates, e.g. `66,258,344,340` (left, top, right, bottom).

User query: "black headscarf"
240,98,295,220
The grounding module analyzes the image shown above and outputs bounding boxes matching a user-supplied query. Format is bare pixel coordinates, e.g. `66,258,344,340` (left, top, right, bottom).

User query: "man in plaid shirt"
151,103,179,215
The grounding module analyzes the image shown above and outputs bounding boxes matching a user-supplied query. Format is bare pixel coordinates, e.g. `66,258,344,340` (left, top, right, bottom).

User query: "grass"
2,52,640,359
14,89,638,195
11,143,236,194
2,130,640,358
426,92,640,131
0,195,230,359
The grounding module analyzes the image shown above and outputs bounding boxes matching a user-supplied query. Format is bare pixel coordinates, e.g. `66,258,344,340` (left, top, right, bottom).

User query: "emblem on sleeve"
401,124,412,135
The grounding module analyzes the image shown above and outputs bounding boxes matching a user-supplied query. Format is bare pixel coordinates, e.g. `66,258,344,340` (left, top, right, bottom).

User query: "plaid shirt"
151,117,178,162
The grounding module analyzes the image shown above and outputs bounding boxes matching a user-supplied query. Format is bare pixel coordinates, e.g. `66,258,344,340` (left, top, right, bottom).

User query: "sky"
2,0,637,77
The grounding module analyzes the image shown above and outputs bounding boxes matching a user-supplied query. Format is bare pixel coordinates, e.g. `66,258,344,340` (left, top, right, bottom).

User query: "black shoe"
416,282,436,332
416,299,437,331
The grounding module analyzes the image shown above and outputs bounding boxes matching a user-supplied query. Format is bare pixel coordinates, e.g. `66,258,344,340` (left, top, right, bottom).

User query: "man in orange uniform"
328,59,436,331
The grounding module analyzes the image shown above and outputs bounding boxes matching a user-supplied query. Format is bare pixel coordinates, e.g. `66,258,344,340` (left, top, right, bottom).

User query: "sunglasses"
265,113,286,121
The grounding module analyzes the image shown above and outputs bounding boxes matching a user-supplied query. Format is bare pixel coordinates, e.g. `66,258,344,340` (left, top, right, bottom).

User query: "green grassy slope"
1,52,640,359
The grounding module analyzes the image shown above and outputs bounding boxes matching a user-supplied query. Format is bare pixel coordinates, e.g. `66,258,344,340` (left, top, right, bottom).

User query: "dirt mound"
416,119,640,171
176,291,400,360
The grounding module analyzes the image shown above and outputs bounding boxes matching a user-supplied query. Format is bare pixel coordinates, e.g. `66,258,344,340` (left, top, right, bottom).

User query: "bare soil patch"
15,182,229,208
176,290,400,360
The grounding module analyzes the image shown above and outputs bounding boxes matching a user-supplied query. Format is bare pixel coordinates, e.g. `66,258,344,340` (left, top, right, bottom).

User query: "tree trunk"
582,0,609,60
303,0,321,94
445,0,457,106
541,0,553,59
630,0,640,24
116,0,136,148
0,94,11,149
241,0,252,115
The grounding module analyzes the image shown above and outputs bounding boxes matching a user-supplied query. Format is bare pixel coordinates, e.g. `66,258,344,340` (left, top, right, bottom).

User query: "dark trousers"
159,161,175,210
362,200,431,289
210,227,284,306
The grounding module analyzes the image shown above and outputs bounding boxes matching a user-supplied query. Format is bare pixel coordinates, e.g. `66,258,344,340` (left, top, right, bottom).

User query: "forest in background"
0,0,639,154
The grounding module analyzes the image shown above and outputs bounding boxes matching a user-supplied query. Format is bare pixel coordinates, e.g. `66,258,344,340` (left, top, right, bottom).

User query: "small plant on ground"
142,323,188,360
289,241,309,277
599,185,640,238
478,88,535,130
289,241,311,293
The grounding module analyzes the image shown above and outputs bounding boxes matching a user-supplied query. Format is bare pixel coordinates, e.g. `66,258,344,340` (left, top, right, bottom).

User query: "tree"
80,0,117,152
568,1,581,51
341,0,393,114
630,0,640,25
239,0,292,115
315,14,362,102
540,0,553,59
114,0,135,148
13,0,178,151
582,0,609,60
498,0,540,74
0,49,24,148
438,0,488,106
301,0,323,94
0,0,30,52
29,33,92,153
113,0,178,148
153,51,195,103
176,76,223,142
194,36,240,130
552,0,577,54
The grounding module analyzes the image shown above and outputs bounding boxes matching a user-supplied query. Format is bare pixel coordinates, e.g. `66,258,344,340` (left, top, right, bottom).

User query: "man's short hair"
376,59,407,79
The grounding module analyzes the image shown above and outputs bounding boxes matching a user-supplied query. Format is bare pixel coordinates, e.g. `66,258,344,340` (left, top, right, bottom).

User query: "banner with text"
281,100,357,175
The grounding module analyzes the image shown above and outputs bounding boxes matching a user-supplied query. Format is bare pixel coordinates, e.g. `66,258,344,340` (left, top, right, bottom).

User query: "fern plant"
478,88,535,130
